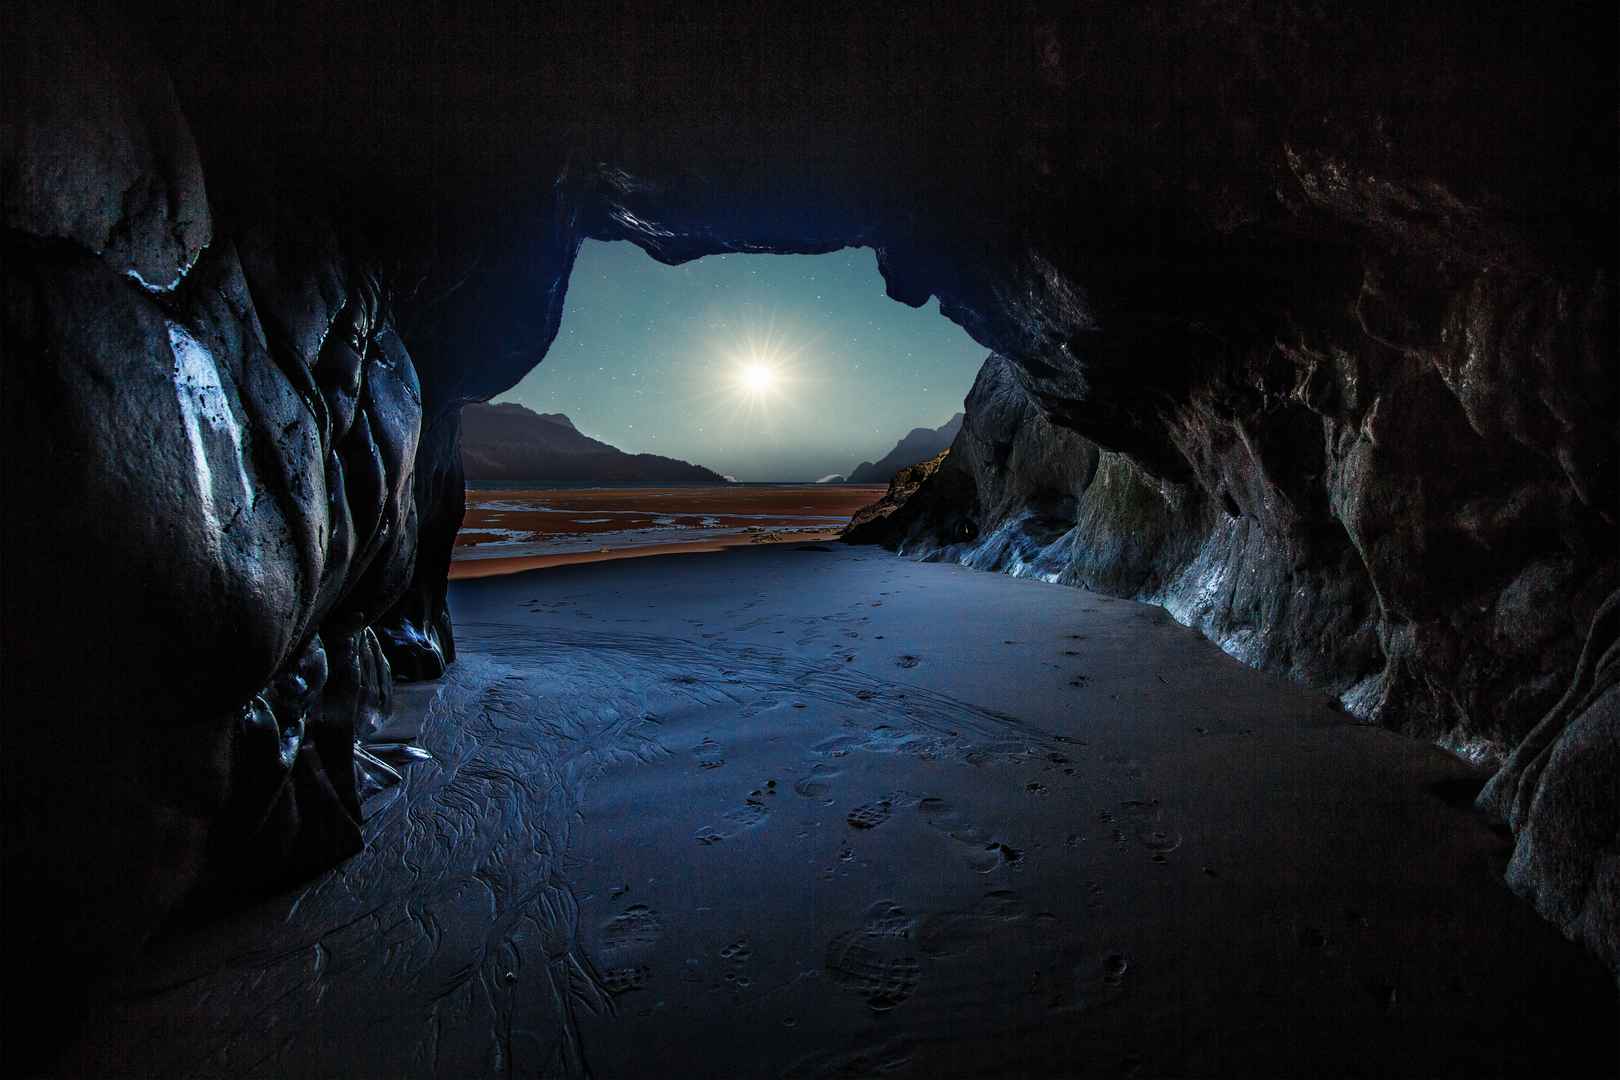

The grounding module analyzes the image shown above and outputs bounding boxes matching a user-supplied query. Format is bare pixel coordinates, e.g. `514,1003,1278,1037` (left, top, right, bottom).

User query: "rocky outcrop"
2,4,425,1025
848,413,964,483
1478,590,1620,973
460,401,726,483
849,347,1616,966
1,0,1614,1005
843,449,958,544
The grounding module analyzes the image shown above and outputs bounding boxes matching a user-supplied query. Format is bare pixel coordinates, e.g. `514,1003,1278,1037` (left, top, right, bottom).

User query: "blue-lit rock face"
849,347,1616,970
2,5,424,994
0,0,1613,1031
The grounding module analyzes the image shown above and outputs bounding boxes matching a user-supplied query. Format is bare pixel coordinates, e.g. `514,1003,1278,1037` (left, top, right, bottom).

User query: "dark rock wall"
856,347,1616,967
2,0,1614,982
2,5,426,987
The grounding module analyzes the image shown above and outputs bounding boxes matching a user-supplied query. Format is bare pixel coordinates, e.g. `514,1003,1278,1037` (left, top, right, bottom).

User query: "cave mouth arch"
445,238,987,571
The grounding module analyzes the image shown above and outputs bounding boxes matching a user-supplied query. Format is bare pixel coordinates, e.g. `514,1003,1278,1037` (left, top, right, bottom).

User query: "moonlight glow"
709,335,804,446
739,363,777,395
494,242,992,480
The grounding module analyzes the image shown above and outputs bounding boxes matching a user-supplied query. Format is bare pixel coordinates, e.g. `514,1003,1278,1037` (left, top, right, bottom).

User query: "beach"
451,484,886,578
63,545,1615,1076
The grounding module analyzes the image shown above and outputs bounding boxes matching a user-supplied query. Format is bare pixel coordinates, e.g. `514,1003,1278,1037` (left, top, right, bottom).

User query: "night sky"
493,240,988,481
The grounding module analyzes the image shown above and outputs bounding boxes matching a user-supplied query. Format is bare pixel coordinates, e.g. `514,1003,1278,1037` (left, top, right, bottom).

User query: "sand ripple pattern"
68,621,1071,1078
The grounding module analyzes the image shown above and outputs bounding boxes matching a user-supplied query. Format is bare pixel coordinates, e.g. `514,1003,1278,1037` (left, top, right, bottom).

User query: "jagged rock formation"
1,0,1614,1015
848,413,964,483
848,350,1617,969
3,5,426,1026
1478,592,1619,969
460,401,725,483
844,449,958,544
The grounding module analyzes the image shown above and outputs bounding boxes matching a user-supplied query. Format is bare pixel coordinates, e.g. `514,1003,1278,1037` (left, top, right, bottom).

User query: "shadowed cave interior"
2,2,1616,1076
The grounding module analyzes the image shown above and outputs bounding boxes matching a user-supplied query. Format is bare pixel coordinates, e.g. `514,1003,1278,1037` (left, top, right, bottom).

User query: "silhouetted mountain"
847,413,964,483
461,402,726,483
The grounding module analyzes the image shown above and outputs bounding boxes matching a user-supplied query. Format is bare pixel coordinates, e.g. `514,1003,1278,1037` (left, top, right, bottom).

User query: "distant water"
455,483,883,561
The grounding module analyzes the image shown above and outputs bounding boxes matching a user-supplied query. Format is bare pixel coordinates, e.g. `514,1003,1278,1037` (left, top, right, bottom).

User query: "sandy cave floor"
63,545,1617,1078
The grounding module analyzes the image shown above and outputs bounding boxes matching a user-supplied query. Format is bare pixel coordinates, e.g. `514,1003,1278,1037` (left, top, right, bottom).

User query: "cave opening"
449,238,984,575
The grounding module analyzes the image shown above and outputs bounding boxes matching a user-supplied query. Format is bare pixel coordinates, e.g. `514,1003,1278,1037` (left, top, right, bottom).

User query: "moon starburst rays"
695,314,821,442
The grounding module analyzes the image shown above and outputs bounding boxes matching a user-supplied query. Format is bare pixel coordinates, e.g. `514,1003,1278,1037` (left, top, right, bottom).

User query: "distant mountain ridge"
847,413,964,484
461,402,727,483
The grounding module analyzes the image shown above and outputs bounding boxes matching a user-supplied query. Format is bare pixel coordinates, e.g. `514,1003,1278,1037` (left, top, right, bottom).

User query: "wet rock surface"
847,345,1617,967
3,3,424,1034
1,0,1615,1059
844,449,959,546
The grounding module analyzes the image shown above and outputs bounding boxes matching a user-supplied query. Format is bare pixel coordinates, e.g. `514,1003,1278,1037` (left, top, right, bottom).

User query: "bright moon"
740,364,776,393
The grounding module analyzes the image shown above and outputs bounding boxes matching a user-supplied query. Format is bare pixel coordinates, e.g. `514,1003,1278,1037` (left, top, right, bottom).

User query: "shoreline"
447,527,847,579
450,483,884,579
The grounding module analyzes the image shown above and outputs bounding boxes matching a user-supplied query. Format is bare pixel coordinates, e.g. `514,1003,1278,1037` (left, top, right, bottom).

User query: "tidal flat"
451,485,886,578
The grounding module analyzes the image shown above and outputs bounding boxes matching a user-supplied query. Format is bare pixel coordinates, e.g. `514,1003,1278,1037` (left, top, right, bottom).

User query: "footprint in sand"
965,842,1026,873
693,736,725,770
794,763,841,798
1114,798,1182,862
599,965,649,995
812,733,866,756
723,799,770,830
917,796,1025,873
1140,827,1182,863
702,787,775,841
1061,950,1133,1015
601,905,663,953
846,798,894,830
916,889,1029,958
825,902,921,1012
719,934,754,989
863,900,913,938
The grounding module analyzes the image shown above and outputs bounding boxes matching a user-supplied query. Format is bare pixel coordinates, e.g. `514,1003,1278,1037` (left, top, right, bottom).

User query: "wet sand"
453,485,885,577
62,546,1616,1077
449,530,850,580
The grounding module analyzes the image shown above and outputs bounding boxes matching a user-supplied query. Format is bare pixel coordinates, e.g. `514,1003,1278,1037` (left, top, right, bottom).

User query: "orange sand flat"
447,528,846,579
451,484,884,578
